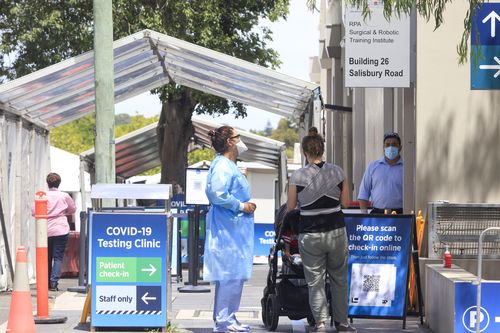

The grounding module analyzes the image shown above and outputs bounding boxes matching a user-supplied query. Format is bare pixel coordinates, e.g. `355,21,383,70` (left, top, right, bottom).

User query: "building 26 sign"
345,1,411,87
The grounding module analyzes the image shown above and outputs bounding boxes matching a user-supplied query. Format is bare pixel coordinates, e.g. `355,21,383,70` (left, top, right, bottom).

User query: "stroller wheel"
261,286,269,324
261,296,267,324
265,294,279,331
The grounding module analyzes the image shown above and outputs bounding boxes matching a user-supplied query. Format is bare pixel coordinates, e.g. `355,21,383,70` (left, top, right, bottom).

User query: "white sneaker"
335,323,357,332
235,319,250,330
227,323,250,332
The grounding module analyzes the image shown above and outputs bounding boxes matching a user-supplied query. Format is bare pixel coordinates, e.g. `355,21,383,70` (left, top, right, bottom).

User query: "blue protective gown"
203,154,254,282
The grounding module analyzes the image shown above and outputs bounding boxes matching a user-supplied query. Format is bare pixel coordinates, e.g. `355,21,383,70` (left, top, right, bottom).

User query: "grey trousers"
298,227,349,324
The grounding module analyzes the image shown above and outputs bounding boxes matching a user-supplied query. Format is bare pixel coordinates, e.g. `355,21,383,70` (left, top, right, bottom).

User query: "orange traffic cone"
6,246,36,333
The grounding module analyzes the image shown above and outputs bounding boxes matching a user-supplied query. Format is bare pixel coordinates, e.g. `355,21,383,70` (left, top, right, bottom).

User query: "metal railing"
475,227,500,333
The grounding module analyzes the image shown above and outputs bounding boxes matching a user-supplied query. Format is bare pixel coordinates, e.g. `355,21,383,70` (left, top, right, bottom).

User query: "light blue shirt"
358,157,403,209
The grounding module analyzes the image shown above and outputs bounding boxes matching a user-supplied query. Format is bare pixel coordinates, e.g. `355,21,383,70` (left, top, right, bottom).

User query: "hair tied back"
308,127,319,136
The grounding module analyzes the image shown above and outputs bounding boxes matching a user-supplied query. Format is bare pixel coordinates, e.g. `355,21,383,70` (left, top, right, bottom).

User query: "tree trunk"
157,89,197,189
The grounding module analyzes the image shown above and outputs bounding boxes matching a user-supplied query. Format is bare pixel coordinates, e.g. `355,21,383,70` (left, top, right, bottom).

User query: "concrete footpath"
0,265,432,333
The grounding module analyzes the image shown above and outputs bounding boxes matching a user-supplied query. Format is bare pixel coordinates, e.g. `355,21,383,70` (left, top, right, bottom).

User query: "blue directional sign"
455,282,500,333
344,214,413,318
471,3,500,89
90,213,167,328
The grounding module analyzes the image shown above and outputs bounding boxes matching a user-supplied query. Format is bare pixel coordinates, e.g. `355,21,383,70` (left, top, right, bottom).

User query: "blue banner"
470,3,500,89
253,223,275,257
455,282,500,333
470,45,500,89
90,213,167,328
344,214,413,318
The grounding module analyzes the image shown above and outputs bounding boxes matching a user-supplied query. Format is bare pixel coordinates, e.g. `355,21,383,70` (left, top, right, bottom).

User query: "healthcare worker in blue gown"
204,126,257,333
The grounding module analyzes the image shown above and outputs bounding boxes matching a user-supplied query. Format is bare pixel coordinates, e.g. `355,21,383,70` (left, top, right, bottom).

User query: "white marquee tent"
0,29,321,289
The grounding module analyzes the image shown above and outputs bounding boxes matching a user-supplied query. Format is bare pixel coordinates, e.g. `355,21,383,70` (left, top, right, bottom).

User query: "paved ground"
0,265,432,332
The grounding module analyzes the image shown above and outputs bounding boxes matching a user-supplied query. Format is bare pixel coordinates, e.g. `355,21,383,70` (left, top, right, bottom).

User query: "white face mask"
236,140,248,155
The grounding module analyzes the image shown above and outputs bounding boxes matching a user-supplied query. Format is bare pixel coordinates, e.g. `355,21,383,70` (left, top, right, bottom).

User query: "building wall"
416,1,500,211
246,167,277,224
314,0,500,214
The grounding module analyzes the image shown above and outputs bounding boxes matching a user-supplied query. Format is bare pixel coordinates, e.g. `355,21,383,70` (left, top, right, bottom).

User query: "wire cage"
428,202,500,259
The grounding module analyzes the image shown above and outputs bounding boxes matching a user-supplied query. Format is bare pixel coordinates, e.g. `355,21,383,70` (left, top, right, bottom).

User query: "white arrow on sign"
482,11,500,38
141,264,157,276
141,292,157,305
479,56,500,78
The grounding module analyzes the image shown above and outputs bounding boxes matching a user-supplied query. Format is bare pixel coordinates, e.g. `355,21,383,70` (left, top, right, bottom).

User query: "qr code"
362,274,380,292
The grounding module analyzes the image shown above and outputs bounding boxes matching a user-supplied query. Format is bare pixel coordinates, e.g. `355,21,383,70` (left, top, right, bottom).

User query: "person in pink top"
45,172,76,291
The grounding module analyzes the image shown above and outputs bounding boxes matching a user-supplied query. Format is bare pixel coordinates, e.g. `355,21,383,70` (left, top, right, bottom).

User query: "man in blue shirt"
358,132,403,214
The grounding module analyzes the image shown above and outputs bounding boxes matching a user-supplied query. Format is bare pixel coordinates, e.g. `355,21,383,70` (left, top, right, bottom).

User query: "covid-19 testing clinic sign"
345,214,413,318
90,213,167,328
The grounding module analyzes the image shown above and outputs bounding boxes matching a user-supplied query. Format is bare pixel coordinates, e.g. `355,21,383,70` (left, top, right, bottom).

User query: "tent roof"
0,29,318,129
80,116,286,179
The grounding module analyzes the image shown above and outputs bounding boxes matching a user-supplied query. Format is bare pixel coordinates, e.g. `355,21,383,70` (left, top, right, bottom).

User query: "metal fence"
428,202,500,259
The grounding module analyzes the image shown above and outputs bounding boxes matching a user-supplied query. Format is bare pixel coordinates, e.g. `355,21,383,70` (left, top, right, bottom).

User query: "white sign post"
345,3,411,87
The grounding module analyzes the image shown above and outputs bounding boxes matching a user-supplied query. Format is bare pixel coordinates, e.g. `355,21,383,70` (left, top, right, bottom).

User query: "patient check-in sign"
90,213,167,328
344,214,413,318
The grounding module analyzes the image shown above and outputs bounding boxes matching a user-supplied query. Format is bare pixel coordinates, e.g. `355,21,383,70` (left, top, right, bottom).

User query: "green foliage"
249,117,298,159
0,0,292,182
50,114,158,155
141,166,161,176
188,148,215,166
270,118,299,149
0,0,94,80
0,0,290,114
50,115,95,155
114,114,159,138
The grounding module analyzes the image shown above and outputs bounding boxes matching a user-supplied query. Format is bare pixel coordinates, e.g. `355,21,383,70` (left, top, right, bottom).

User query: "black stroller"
261,205,331,330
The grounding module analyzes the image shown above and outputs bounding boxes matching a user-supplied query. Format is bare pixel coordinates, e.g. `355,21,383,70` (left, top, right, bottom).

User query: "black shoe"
49,285,58,291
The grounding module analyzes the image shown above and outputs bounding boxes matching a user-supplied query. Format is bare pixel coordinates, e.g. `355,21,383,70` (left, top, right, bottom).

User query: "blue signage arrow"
471,3,500,89
479,56,500,78
471,4,500,45
136,286,161,311
483,11,500,38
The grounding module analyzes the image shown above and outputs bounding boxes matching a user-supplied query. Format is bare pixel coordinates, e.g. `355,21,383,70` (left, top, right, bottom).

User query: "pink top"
45,188,76,237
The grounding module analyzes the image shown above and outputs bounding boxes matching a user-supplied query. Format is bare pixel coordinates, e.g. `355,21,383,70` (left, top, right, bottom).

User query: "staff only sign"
345,1,411,87
90,213,167,328
344,214,413,318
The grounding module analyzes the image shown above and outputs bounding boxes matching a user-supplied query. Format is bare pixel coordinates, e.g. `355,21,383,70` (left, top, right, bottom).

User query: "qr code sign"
362,274,380,292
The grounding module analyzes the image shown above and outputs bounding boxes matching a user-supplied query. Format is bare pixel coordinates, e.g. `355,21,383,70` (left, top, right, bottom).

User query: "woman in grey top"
287,127,356,333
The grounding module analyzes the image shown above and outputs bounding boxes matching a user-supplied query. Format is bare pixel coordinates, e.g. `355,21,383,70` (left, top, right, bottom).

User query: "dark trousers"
370,208,403,214
48,233,69,287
